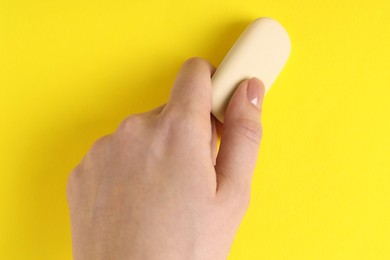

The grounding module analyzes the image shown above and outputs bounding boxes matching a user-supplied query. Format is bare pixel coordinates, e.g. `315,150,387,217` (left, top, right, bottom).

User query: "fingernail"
246,77,265,109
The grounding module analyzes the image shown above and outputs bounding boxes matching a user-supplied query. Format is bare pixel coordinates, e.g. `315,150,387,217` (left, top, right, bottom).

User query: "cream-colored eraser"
211,17,291,122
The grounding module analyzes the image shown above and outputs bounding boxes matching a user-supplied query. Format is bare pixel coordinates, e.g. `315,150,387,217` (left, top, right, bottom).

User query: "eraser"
211,17,291,122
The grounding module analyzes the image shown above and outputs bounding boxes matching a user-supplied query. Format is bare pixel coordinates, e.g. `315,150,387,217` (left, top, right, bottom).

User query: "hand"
66,57,265,260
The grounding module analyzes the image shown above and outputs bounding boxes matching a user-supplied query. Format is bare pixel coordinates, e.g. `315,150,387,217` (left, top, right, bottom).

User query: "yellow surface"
1,0,390,259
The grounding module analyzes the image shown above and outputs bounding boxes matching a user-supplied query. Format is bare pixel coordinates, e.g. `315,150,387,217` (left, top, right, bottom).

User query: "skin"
66,57,265,260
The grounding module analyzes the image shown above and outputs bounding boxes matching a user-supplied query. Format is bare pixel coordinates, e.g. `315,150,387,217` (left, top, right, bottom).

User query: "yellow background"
1,0,389,259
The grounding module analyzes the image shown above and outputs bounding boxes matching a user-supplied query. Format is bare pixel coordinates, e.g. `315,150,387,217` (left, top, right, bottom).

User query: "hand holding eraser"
211,17,291,122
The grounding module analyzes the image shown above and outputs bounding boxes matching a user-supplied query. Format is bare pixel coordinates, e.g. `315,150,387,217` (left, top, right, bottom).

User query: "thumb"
215,77,265,200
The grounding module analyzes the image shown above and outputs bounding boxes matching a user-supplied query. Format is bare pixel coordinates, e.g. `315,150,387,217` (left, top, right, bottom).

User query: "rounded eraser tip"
211,17,291,122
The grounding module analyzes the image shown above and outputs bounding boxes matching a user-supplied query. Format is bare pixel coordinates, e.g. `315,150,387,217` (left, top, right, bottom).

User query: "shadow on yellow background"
1,0,389,259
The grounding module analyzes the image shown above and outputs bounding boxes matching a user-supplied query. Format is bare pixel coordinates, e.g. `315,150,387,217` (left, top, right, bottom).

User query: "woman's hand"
66,57,265,260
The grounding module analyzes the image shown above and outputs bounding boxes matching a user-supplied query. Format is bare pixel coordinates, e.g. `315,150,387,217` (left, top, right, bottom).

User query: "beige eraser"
211,17,291,122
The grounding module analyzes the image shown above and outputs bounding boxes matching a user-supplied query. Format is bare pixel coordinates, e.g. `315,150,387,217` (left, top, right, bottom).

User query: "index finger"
166,57,216,122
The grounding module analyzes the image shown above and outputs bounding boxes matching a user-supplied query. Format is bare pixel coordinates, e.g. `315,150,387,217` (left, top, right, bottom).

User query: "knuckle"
80,135,111,172
158,107,205,136
93,135,108,147
235,118,262,145
115,114,152,147
116,114,145,137
89,135,110,155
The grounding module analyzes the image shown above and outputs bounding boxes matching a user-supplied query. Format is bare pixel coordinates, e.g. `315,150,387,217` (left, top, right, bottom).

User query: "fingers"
215,78,265,200
166,57,216,122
